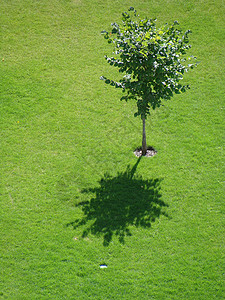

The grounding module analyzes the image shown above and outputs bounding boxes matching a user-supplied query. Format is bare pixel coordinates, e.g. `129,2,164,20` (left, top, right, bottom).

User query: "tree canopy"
101,7,197,120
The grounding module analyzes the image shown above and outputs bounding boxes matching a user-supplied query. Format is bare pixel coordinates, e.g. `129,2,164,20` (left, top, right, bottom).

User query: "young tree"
101,7,197,156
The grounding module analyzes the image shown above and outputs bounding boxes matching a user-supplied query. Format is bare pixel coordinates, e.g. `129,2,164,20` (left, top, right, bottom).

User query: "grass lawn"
0,0,224,299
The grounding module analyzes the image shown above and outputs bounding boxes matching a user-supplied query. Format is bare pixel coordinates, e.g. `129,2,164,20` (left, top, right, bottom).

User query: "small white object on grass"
100,264,107,269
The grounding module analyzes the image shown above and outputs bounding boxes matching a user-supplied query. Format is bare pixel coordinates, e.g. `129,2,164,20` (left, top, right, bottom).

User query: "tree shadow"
67,157,169,246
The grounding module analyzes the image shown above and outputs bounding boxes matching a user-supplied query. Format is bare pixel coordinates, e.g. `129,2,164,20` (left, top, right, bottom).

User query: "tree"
101,7,197,156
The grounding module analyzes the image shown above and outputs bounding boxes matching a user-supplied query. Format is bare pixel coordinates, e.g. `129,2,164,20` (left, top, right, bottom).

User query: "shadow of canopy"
67,158,169,246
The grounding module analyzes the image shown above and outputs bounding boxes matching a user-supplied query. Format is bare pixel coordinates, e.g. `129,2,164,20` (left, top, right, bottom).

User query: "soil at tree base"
134,146,157,157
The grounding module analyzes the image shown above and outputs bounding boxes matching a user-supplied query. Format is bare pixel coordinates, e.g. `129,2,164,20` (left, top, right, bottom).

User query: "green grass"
1,0,224,299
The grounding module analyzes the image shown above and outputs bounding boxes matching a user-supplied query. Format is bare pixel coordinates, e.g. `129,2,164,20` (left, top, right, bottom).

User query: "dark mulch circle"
134,146,157,157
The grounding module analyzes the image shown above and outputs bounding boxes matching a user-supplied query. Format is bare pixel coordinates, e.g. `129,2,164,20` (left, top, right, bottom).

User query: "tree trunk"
142,117,147,156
